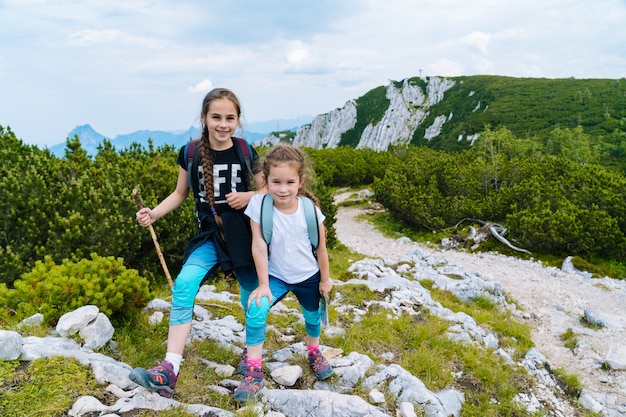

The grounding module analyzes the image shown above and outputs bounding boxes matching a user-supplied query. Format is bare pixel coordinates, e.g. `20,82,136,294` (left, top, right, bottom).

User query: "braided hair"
198,88,243,235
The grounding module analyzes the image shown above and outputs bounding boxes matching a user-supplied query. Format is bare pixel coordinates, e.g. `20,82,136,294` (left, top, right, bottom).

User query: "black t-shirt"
176,141,260,217
178,145,242,207
177,139,260,282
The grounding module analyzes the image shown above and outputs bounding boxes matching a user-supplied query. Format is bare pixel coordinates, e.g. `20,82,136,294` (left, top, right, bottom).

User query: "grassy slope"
407,76,626,152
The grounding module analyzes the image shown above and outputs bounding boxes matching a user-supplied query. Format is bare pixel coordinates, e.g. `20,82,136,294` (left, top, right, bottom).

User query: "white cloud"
462,31,491,57
286,41,310,67
187,80,213,94
277,40,340,76
1,0,625,147
65,29,168,50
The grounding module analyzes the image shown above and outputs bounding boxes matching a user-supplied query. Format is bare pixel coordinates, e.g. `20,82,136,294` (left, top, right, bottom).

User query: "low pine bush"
0,253,151,326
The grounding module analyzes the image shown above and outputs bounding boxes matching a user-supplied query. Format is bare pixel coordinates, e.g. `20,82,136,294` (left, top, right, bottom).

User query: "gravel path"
334,193,626,410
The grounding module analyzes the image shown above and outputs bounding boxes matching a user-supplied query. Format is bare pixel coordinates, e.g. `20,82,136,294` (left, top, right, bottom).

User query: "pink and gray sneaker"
234,365,264,403
308,349,333,380
129,360,178,398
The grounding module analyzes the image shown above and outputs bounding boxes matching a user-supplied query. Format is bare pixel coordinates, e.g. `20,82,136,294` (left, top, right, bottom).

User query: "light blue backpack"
260,194,320,257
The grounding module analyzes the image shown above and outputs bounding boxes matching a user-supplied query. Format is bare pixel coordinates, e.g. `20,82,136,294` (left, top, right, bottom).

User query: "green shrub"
0,128,191,288
372,138,626,261
306,146,399,187
1,253,151,326
312,179,337,247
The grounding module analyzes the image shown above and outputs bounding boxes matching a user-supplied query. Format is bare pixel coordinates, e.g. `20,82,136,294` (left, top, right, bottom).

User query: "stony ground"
333,192,626,411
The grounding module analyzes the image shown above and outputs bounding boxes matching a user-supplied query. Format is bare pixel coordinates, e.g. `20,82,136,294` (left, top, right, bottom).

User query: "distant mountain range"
48,116,313,157
49,75,626,160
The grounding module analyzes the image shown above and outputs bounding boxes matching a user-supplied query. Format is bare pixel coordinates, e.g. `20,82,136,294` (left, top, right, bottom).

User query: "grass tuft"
0,357,100,417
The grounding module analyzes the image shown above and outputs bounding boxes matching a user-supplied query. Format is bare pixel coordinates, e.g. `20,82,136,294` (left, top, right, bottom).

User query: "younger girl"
235,143,333,402
129,88,262,398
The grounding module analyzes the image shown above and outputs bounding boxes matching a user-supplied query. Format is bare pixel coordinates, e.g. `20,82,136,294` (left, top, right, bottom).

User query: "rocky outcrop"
4,193,626,416
289,77,456,150
292,100,358,149
4,246,618,416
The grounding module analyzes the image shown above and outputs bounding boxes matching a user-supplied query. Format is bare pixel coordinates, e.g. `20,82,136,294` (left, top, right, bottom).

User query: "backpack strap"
185,137,252,189
184,139,200,189
300,196,320,252
233,137,253,178
260,194,319,257
260,193,274,246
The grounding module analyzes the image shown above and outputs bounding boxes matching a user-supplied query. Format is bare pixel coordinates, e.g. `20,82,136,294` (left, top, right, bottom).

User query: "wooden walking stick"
132,188,174,288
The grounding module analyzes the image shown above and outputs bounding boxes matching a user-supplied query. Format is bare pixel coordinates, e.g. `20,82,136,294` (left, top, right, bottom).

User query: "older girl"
129,88,262,398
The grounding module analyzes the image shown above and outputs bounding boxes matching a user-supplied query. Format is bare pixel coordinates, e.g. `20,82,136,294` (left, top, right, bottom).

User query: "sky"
1,0,625,148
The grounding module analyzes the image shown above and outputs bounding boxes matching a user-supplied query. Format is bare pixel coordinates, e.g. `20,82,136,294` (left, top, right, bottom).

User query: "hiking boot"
235,347,248,375
129,360,177,398
234,365,264,403
308,349,333,380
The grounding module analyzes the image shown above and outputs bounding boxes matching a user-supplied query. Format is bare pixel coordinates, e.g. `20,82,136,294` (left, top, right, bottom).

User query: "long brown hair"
198,88,242,236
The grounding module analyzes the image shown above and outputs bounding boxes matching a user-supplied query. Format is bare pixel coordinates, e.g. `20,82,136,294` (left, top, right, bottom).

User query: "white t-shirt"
245,193,325,284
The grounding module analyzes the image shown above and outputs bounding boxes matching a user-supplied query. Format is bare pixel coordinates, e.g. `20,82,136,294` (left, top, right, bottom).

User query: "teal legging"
170,240,255,325
245,272,322,346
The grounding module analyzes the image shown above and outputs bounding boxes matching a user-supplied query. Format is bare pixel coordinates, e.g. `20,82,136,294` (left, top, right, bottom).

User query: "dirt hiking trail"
333,191,626,411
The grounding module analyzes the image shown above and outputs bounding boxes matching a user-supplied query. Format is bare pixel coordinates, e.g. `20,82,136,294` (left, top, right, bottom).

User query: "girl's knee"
245,297,271,347
172,265,207,306
302,307,321,323
246,296,271,327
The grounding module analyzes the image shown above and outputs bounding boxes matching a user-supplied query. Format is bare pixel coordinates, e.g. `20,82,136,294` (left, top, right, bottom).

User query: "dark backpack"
184,137,253,190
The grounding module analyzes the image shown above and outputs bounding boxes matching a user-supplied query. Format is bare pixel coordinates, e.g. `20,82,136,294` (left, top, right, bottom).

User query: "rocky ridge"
291,77,457,151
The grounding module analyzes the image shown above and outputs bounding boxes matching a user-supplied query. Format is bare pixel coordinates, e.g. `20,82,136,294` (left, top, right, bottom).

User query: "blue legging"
170,240,254,325
246,272,322,346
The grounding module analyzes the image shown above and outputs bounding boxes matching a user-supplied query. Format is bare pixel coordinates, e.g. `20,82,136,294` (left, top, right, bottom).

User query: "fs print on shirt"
195,147,245,206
